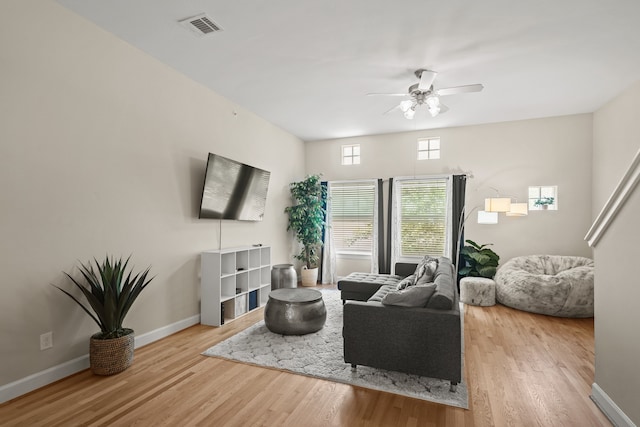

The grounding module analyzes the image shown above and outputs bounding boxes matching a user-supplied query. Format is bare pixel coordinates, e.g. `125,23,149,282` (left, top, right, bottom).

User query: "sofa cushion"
367,284,398,303
425,257,455,310
396,274,417,290
339,272,403,289
381,284,437,307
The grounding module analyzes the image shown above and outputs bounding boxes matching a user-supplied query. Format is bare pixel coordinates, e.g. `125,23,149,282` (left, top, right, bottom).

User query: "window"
328,181,376,255
393,177,450,259
417,137,440,160
528,185,558,210
342,144,360,165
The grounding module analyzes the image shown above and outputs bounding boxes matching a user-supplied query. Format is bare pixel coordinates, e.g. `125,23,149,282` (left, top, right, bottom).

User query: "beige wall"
592,81,640,215
0,0,304,386
592,80,640,424
306,115,593,271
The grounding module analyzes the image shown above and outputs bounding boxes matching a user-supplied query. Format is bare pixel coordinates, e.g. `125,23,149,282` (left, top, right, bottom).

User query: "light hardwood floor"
0,286,610,426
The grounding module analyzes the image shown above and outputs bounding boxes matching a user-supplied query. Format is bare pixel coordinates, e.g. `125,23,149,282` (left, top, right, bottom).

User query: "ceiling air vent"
179,14,222,36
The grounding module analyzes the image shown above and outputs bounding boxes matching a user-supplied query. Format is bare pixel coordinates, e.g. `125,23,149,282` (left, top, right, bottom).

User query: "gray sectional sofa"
337,262,416,302
340,257,462,389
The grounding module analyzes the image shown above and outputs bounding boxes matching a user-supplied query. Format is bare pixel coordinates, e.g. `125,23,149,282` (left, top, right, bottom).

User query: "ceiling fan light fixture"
371,69,483,120
400,99,414,113
403,107,416,119
426,94,441,117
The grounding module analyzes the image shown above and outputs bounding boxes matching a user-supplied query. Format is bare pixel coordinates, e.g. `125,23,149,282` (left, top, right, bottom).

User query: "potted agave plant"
53,256,153,375
285,174,327,286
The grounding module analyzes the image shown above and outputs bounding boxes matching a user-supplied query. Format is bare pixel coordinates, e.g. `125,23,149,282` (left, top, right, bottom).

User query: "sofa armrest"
343,301,461,383
394,263,417,277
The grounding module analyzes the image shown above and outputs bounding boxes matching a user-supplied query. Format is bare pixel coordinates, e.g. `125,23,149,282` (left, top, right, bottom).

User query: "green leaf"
465,239,484,250
469,252,491,265
458,266,472,276
477,265,497,278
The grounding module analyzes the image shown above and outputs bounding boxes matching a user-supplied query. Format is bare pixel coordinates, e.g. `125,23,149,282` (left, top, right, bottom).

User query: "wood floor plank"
0,286,611,426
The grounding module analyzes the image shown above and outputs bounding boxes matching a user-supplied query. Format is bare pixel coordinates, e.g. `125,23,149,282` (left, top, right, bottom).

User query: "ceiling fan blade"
383,104,402,115
439,104,449,114
436,84,484,96
367,92,408,97
418,70,437,91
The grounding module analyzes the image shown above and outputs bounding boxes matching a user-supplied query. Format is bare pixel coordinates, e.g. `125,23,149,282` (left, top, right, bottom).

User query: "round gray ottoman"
460,277,496,306
264,288,326,335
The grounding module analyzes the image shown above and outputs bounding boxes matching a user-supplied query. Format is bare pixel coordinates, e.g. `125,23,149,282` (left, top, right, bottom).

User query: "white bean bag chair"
494,255,594,317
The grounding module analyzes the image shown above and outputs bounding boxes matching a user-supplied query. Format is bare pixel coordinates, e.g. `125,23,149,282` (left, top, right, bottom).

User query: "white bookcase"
201,246,271,326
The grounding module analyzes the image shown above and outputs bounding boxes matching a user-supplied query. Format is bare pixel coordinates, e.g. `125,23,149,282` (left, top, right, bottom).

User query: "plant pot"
300,266,319,287
89,329,135,376
542,204,549,210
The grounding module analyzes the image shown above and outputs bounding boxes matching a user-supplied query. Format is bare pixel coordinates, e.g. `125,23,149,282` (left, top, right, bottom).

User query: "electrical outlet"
40,332,53,350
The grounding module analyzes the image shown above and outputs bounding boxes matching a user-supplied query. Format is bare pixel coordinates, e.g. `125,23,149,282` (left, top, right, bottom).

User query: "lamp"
400,100,416,119
484,197,511,212
398,92,443,120
403,107,416,120
506,202,528,217
426,94,441,117
477,210,499,224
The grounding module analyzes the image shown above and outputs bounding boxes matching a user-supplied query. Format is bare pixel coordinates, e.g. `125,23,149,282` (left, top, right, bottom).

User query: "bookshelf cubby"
201,246,271,326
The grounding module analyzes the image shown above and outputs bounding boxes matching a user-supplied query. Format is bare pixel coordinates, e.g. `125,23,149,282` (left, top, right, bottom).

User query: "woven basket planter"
89,330,135,376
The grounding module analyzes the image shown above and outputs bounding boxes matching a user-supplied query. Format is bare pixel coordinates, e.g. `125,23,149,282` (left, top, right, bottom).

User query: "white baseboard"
134,314,200,348
0,314,201,404
591,382,637,427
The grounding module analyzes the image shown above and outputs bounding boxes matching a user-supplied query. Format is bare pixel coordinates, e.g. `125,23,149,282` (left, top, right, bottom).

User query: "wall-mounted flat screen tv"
199,153,270,221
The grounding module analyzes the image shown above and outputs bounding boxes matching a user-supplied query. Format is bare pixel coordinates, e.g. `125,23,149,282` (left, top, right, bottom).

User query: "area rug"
203,289,468,409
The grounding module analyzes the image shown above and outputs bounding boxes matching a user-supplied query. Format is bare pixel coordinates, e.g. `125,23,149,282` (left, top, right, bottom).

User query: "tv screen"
199,153,270,221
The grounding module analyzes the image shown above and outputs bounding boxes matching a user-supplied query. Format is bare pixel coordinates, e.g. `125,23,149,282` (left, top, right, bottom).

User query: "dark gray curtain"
452,175,467,284
319,181,328,282
383,177,394,274
376,179,386,273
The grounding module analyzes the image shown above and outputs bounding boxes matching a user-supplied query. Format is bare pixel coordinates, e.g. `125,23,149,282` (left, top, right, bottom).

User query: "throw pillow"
414,256,428,278
381,283,437,307
414,256,439,283
396,274,417,290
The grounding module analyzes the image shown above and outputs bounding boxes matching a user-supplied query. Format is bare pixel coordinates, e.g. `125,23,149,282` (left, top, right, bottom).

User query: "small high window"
528,186,558,210
342,144,361,165
417,137,440,160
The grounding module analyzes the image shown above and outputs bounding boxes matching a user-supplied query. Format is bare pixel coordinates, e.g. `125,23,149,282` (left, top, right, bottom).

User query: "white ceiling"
56,0,640,142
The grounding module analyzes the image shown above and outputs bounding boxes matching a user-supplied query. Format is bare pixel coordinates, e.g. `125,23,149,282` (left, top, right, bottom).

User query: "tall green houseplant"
285,174,327,270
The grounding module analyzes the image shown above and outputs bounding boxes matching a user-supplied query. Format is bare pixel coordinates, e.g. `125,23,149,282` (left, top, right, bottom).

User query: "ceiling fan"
369,69,484,119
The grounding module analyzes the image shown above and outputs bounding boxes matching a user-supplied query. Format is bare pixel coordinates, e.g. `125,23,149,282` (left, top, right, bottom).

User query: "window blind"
397,178,448,257
329,181,376,254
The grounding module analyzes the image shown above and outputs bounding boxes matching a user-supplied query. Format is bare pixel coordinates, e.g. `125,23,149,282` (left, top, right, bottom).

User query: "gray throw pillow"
396,274,417,290
415,256,439,284
381,283,437,307
416,258,438,285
